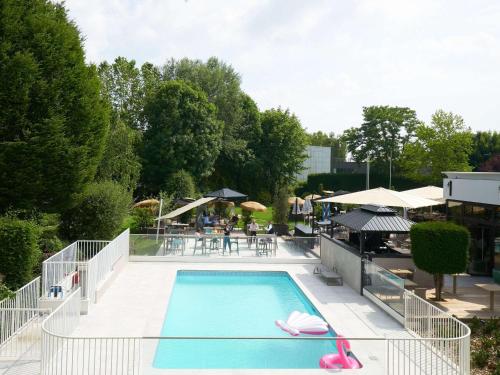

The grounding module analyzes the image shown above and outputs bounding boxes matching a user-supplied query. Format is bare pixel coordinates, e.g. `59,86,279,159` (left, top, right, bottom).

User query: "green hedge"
60,181,131,241
297,173,423,195
0,218,41,289
410,221,469,275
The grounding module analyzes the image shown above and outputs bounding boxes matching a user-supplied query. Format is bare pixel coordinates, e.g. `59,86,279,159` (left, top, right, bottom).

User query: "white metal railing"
41,287,141,375
0,277,48,358
86,229,129,303
42,240,109,299
400,290,470,374
41,231,129,302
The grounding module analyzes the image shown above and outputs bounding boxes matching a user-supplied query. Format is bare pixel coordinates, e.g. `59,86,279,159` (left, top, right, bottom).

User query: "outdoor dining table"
475,283,500,312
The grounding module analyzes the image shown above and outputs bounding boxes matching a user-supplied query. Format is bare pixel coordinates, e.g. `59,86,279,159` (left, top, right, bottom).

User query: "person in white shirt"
248,219,259,236
266,221,274,234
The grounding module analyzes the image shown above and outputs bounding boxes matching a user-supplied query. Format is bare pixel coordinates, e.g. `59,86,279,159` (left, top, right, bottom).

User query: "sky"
64,0,500,134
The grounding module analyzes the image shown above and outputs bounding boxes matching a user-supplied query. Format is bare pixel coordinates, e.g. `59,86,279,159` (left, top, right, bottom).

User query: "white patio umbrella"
401,186,445,204
316,187,440,209
302,199,313,214
291,202,302,215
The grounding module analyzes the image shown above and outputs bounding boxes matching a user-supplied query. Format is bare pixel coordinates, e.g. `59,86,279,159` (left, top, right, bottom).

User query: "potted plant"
272,186,289,236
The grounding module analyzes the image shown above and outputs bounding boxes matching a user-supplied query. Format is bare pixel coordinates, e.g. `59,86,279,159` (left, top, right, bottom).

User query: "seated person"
266,221,274,234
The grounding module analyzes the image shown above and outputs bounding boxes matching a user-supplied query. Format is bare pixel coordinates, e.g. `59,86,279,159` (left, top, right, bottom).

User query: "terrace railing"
0,277,48,358
129,233,278,257
41,230,129,302
41,288,141,375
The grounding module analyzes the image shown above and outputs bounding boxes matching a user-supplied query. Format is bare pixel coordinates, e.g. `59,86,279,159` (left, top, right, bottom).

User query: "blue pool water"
153,271,338,369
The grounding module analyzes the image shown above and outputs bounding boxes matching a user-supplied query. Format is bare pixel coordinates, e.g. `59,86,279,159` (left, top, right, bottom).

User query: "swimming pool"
153,271,338,369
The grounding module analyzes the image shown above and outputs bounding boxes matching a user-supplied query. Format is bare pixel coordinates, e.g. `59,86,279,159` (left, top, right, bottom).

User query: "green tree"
98,57,145,130
410,221,469,301
0,217,41,289
60,181,130,241
469,131,500,170
162,58,261,190
342,106,419,168
0,0,109,213
400,110,473,183
307,131,346,159
96,119,142,191
257,108,307,195
164,170,196,199
141,81,223,193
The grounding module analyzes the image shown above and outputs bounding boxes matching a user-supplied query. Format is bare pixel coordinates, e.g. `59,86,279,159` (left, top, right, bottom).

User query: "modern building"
296,146,367,181
443,172,500,281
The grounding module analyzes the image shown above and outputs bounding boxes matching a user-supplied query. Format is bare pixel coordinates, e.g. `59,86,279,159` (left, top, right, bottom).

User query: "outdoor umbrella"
240,201,267,212
304,194,322,200
133,199,159,208
401,186,445,204
205,188,247,200
288,197,305,205
302,199,313,214
291,202,302,215
317,187,440,209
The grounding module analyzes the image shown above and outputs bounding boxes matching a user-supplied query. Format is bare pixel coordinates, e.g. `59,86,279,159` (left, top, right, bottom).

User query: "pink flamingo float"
319,335,362,369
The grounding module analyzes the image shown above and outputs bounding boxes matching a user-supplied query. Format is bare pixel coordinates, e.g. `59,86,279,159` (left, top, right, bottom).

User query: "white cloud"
64,0,500,132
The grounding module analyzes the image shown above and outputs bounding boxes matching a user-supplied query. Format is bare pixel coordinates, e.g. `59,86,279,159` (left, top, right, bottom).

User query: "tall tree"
95,119,142,191
342,106,419,168
97,58,146,190
140,81,223,193
400,110,473,183
469,131,500,170
162,57,260,190
0,0,109,213
257,108,307,195
98,58,145,130
307,131,346,159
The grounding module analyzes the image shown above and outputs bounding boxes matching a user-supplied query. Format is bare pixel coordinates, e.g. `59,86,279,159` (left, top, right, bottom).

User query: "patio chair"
209,236,220,253
229,237,239,255
193,236,206,255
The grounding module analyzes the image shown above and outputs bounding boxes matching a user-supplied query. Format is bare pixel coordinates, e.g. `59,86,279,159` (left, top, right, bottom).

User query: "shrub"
0,283,14,300
129,208,155,233
0,217,41,289
472,348,489,368
39,226,64,254
272,186,288,225
410,221,469,301
163,170,196,199
60,181,131,240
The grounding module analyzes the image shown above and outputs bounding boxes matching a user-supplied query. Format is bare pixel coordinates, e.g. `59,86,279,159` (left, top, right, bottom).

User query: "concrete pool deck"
73,262,411,374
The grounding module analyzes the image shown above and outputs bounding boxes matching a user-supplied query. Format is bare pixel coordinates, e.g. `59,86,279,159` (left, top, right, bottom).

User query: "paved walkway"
424,275,500,319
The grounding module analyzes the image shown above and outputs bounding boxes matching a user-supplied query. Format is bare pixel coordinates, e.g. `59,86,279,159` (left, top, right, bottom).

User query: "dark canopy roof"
334,204,414,233
205,188,247,200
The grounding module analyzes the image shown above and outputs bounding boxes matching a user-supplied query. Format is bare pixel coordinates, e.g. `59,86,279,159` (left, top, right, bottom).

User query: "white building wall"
443,172,500,205
296,146,331,181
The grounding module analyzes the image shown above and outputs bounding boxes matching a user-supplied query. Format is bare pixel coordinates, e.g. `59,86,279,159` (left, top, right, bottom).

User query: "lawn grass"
234,207,296,230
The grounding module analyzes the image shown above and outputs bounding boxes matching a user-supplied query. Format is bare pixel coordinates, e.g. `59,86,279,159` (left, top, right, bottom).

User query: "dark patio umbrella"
204,188,247,200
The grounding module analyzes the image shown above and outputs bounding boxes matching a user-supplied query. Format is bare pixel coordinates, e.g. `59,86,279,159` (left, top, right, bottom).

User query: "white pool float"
275,311,329,336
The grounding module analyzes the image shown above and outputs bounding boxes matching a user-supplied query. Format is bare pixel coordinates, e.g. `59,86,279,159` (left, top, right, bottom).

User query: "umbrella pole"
294,197,298,228
156,198,163,244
